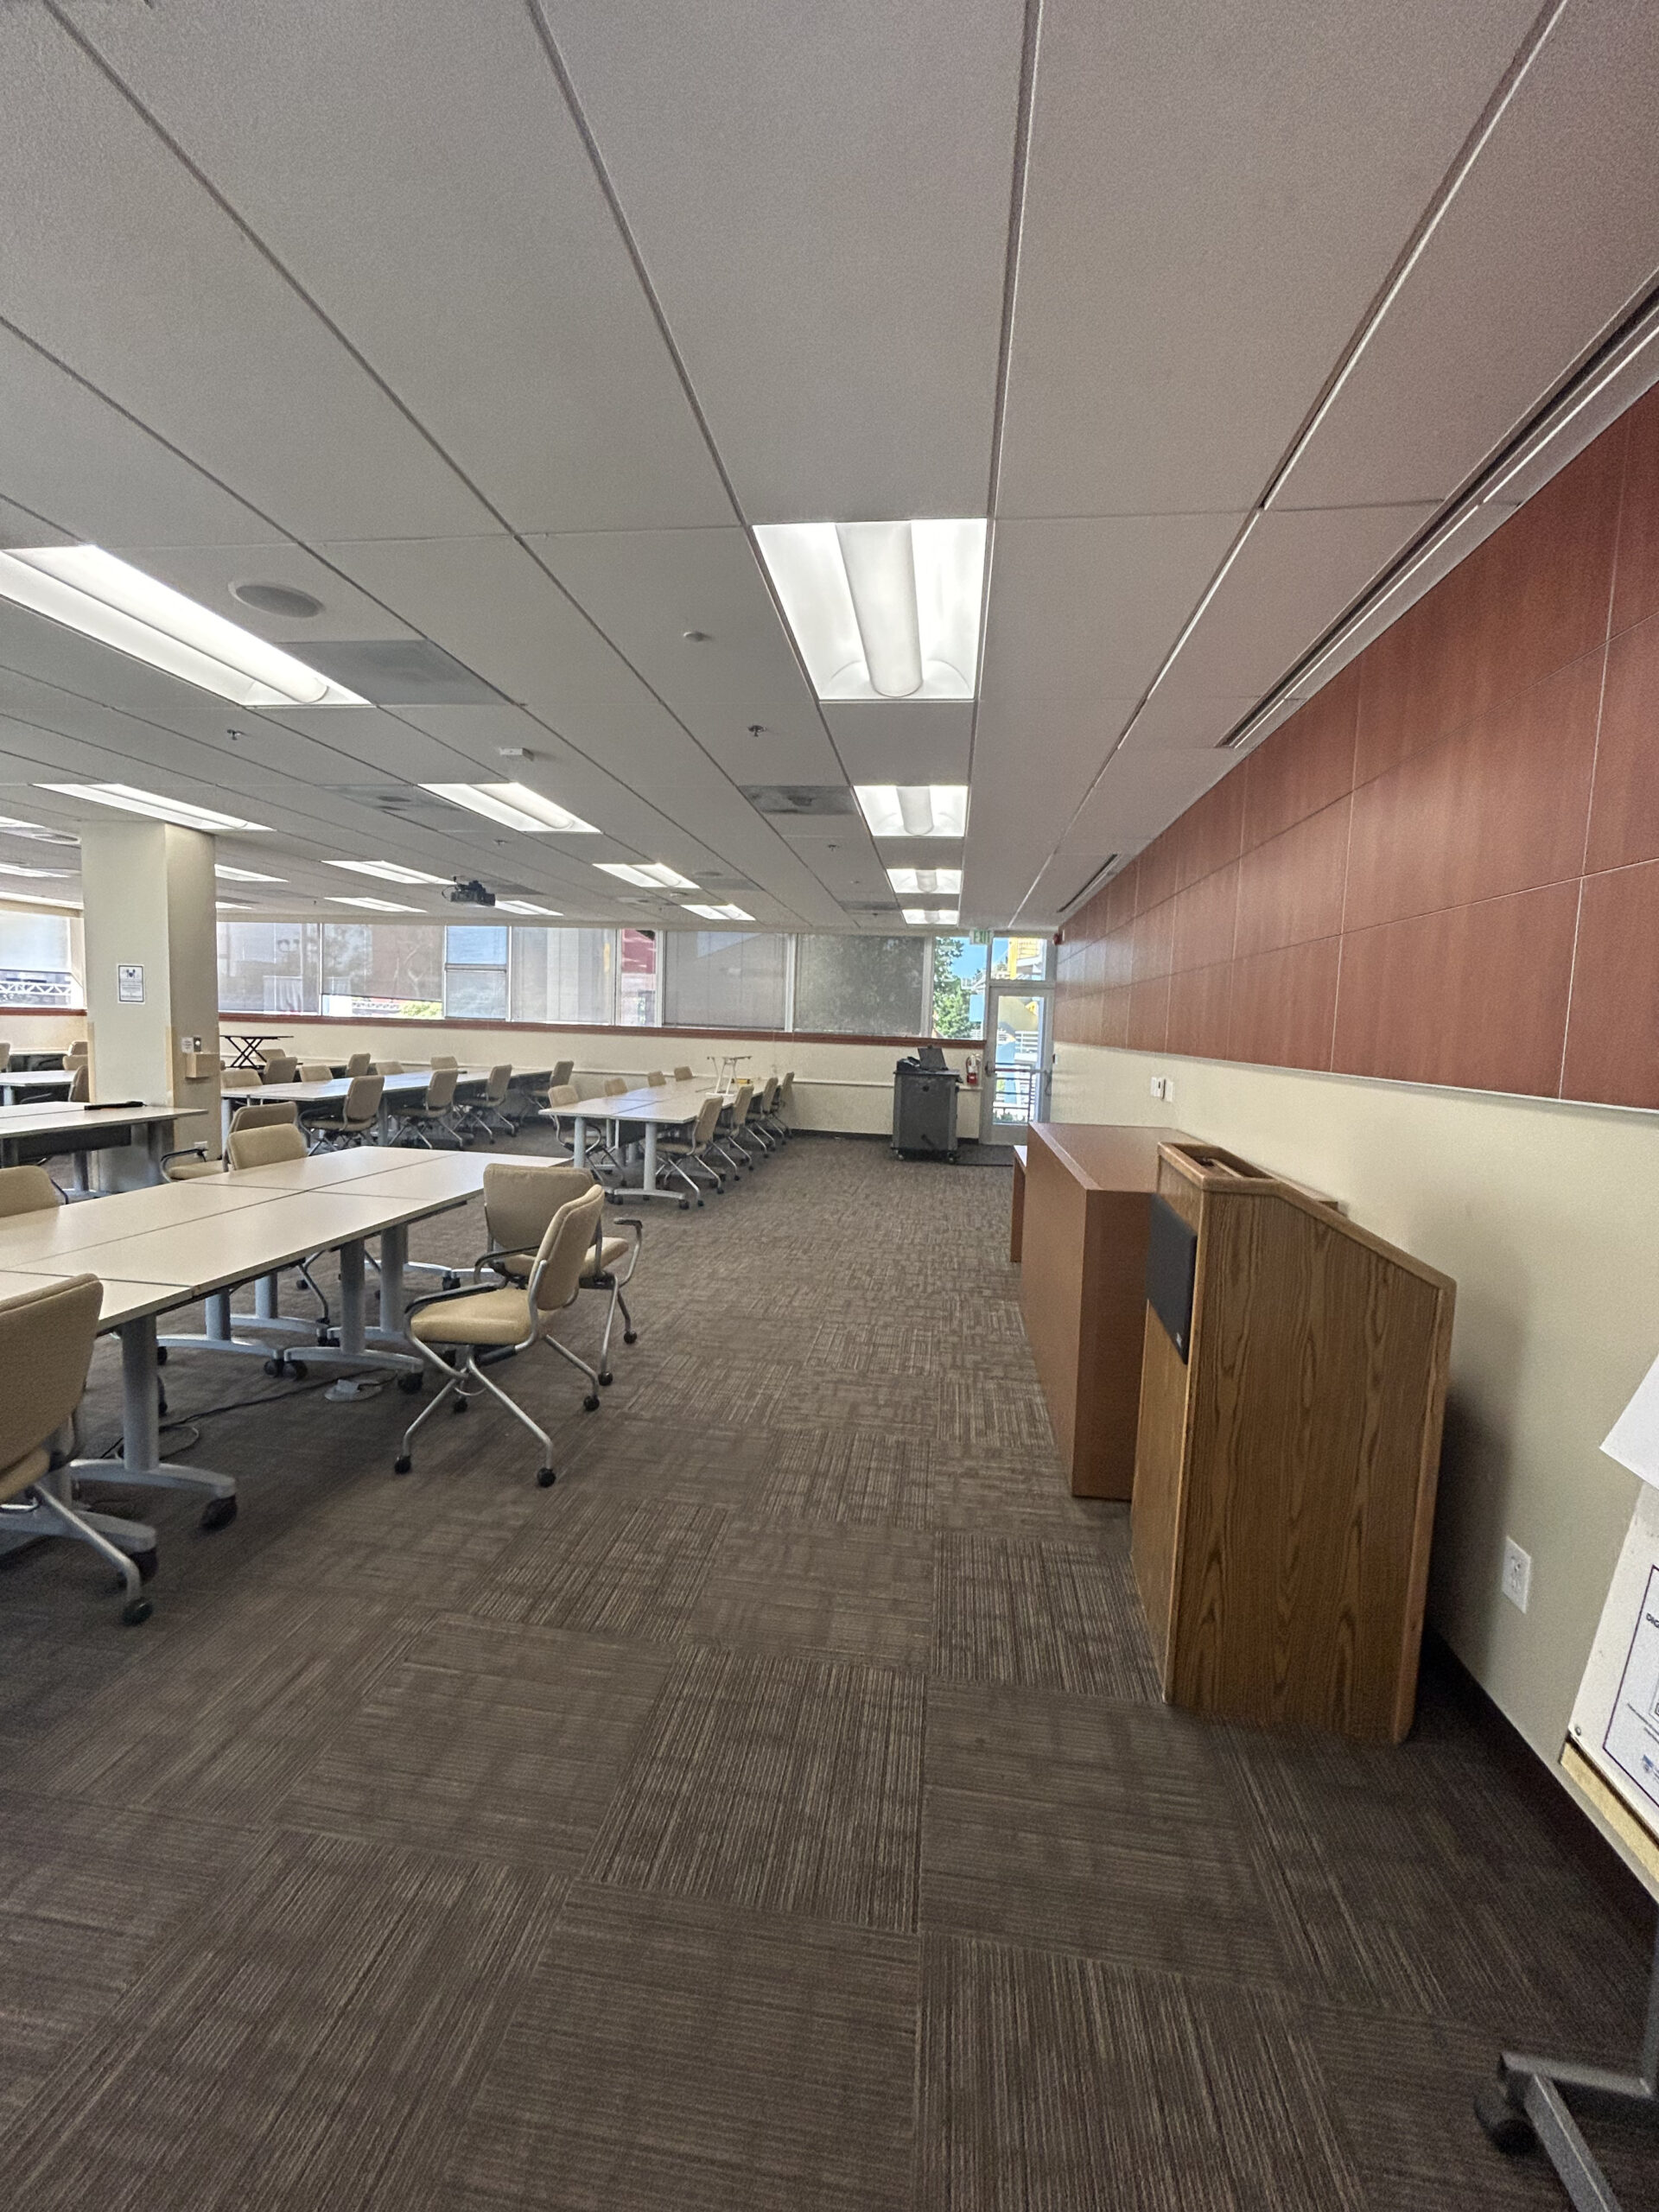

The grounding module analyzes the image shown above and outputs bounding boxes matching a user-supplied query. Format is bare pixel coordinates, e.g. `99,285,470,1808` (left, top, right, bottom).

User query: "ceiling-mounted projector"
446,878,496,907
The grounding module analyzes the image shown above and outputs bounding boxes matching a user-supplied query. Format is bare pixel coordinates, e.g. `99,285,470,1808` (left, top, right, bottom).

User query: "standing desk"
220,1029,290,1069
1018,1122,1191,1499
568,1080,729,1201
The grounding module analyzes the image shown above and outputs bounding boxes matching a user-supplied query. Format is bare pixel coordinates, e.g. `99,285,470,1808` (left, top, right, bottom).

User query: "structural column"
79,820,221,1160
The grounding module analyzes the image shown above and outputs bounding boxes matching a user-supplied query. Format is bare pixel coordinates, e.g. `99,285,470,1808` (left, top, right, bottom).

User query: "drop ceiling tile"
544,0,1025,518
1115,689,1261,753
822,703,975,785
1274,0,1659,510
1055,747,1235,862
102,544,417,644
0,10,492,541
997,0,1540,517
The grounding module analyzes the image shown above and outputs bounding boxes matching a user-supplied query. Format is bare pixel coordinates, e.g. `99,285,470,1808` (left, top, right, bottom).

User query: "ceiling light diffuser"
682,902,755,922
327,860,450,886
904,906,959,925
0,546,365,706
420,782,598,834
754,518,987,701
39,783,270,832
327,895,421,912
215,864,287,883
0,887,81,908
495,899,561,916
595,861,700,891
887,866,962,895
0,861,73,878
854,785,969,838
216,899,255,910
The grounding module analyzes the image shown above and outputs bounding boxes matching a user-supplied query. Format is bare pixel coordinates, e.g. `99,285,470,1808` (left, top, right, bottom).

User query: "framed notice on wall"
117,963,144,1003
1564,1482,1659,1892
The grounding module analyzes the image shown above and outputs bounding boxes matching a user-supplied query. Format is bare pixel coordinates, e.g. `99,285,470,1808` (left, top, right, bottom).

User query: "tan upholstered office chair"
260,1052,299,1083
658,1095,726,1203
66,1039,88,1063
713,1082,758,1173
549,1058,575,1090
646,1069,667,1088
0,1043,10,1071
227,1122,308,1171
458,1062,513,1143
541,1082,581,1154
0,1274,152,1624
672,1065,695,1082
763,1072,795,1141
475,1160,641,1379
389,1065,457,1147
374,1060,404,1076
0,1165,62,1218
67,1065,89,1103
743,1076,781,1154
602,1075,628,1096
345,1052,373,1077
396,1180,607,1485
306,1073,383,1150
430,1054,459,1071
164,1100,301,1182
299,1061,333,1082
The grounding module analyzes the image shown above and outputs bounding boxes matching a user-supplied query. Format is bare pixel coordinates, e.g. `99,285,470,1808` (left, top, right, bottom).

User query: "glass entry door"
985,984,1052,1141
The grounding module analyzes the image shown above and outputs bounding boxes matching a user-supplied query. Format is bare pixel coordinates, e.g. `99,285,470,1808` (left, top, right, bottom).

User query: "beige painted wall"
1053,1038,1658,1841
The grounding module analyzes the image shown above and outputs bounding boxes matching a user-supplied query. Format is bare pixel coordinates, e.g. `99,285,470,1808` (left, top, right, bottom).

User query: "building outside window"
443,924,509,1020
321,922,442,1018
0,909,79,1008
931,934,988,1038
616,927,659,1025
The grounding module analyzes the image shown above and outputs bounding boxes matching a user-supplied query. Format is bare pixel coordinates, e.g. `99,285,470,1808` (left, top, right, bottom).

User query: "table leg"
643,1120,659,1193
573,1112,588,1168
378,1224,408,1335
339,1238,366,1356
68,1313,237,1526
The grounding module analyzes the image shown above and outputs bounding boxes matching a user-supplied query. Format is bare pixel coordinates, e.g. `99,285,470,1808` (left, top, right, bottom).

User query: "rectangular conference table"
0,1148,490,1566
0,1067,74,1103
568,1079,732,1201
0,1100,209,1179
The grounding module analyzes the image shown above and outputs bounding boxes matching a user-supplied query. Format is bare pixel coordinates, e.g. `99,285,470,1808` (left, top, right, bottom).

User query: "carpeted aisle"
0,1134,1654,2209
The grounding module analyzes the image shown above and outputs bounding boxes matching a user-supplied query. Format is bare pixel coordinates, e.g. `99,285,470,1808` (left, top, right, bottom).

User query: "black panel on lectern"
1147,1193,1198,1363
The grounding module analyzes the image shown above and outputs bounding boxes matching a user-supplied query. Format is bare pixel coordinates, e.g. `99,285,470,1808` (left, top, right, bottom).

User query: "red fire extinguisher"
965,1052,980,1088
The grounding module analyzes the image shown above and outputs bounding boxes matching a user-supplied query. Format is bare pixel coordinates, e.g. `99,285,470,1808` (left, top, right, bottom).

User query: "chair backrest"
228,1122,308,1171
673,1065,694,1081
0,1164,63,1219
0,1042,10,1071
550,1058,575,1088
299,1062,334,1082
603,1076,628,1097
260,1052,299,1083
484,1062,512,1103
729,1081,753,1125
346,1052,372,1077
691,1094,723,1147
548,1084,580,1109
229,1101,300,1134
647,1070,667,1088
430,1055,459,1071
484,1160,597,1260
66,1039,88,1061
757,1076,779,1111
529,1183,607,1313
0,1274,102,1480
423,1066,459,1110
343,1074,384,1127
67,1065,89,1102
376,1060,404,1076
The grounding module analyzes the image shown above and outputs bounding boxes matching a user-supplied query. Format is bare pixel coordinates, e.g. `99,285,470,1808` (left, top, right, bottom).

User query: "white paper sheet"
1602,1351,1659,1489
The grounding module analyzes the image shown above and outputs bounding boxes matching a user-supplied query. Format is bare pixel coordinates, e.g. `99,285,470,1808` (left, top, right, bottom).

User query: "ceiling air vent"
741,785,858,817
295,639,503,706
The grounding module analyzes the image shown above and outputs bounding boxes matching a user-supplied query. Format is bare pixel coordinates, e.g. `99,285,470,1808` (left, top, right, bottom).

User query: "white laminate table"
219,1070,499,1143
567,1081,733,1200
0,1100,207,1180
0,1068,73,1103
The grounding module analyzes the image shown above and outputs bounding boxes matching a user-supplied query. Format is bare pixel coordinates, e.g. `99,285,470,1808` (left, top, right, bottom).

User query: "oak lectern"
1130,1141,1455,1743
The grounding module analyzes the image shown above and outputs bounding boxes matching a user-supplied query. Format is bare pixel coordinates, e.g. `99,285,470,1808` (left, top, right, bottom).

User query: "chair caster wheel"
397,1372,423,1395
264,1356,285,1376
1473,2079,1535,2154
452,1395,469,1413
156,1345,168,1366
536,1465,556,1487
318,1329,340,1347
600,1370,613,1387
119,1548,159,1585
696,1198,704,1208
583,1394,601,1412
442,1273,460,1291
678,1198,690,1211
158,1388,168,1417
122,1597,154,1626
623,1330,638,1345
289,1360,308,1380
200,1497,237,1533
393,1454,412,1474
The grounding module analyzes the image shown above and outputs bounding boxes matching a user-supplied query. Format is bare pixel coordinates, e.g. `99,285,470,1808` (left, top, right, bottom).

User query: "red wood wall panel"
1052,382,1659,1110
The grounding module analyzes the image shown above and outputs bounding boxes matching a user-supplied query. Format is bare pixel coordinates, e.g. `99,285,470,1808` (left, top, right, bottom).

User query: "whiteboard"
1566,1481,1659,1891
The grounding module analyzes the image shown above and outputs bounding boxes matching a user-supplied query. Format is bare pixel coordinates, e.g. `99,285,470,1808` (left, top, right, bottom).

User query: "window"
217,919,316,1015
443,924,508,1021
0,908,79,1008
794,934,926,1036
663,931,788,1030
617,928,658,1026
992,933,1052,982
509,927,613,1025
321,922,442,1017
931,933,988,1039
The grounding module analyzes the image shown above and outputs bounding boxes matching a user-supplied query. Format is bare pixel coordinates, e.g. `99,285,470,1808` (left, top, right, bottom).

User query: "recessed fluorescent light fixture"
754,519,987,701
0,813,57,837
0,546,366,706
327,895,421,912
494,899,561,916
215,863,286,883
0,861,73,879
420,783,598,834
215,899,255,910
327,860,449,886
903,906,959,925
0,887,81,909
682,902,755,922
39,783,270,833
595,861,700,891
854,785,969,838
887,866,962,895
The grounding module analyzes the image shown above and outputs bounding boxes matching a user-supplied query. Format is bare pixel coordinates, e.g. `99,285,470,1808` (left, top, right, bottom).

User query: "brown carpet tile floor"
1,1131,1655,2209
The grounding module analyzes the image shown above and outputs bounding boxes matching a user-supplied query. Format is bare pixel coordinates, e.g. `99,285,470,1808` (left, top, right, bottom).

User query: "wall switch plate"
1149,1075,1166,1099
1162,1076,1175,1105
1502,1537,1532,1612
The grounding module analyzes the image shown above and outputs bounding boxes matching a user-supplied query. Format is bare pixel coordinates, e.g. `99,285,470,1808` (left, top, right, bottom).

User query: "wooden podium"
1131,1141,1454,1742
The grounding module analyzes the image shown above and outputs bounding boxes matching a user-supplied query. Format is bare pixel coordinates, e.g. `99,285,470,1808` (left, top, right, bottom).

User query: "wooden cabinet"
1131,1142,1455,1742
1019,1122,1189,1498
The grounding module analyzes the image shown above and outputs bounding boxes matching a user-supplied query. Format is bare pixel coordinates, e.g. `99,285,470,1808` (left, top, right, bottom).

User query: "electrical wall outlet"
1502,1537,1532,1612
